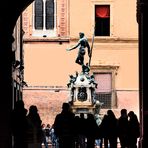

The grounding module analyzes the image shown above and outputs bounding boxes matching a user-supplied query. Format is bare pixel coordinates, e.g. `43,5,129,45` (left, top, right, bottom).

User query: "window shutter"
46,0,54,29
35,0,43,29
94,73,112,93
94,73,112,108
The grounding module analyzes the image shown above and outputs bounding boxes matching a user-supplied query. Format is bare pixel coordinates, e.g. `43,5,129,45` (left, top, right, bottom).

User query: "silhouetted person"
78,113,87,148
73,115,81,148
99,114,109,148
41,123,48,148
118,109,129,148
50,124,58,147
107,110,118,148
11,100,28,148
128,111,140,148
53,102,75,148
100,113,119,148
66,32,91,66
26,105,42,148
85,113,98,148
45,123,51,143
94,114,102,148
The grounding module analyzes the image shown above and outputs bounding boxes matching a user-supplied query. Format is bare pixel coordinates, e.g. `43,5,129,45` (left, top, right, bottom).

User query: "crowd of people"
41,123,58,148
53,103,140,148
11,100,140,148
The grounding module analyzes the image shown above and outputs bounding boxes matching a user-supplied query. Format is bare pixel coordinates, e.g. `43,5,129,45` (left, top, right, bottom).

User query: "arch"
0,0,34,147
0,0,147,147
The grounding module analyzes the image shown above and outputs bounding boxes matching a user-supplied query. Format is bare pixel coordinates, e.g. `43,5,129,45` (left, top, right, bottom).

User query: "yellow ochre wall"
23,0,139,123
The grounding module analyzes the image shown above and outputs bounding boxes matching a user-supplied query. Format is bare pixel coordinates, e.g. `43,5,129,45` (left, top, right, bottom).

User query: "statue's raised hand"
66,48,70,51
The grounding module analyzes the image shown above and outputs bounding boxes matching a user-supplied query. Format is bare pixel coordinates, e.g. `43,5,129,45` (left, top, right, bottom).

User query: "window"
35,0,43,30
33,0,56,37
94,73,112,108
91,65,119,109
95,5,110,36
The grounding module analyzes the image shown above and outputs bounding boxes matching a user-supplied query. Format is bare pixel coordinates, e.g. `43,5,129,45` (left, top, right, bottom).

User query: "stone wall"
23,86,140,126
23,87,69,125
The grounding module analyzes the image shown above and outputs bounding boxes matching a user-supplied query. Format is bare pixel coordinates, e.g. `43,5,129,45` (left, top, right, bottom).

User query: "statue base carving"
67,70,102,116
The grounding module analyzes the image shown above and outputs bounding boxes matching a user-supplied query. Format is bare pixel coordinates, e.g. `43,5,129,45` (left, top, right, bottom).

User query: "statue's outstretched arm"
66,42,80,51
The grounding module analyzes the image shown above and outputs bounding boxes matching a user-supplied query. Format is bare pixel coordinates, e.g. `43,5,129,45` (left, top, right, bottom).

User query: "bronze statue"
66,32,91,67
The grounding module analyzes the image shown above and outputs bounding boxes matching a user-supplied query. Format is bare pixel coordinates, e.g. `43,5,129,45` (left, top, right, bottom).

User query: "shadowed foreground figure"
118,109,129,148
85,113,99,148
128,111,140,148
11,100,28,148
26,105,43,148
53,102,75,148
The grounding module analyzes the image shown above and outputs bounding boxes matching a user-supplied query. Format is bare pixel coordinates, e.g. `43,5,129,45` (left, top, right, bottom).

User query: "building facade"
22,0,139,124
12,15,25,107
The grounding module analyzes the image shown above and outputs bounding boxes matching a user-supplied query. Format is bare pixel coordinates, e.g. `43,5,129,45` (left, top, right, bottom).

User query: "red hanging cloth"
96,5,110,18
